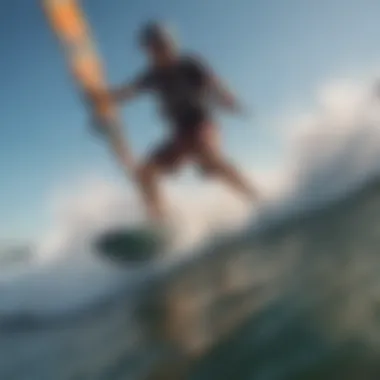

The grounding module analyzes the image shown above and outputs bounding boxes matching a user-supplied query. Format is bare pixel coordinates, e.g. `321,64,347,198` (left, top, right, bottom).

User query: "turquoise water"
1,178,380,379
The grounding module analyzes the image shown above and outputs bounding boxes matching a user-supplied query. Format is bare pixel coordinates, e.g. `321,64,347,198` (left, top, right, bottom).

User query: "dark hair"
138,21,174,48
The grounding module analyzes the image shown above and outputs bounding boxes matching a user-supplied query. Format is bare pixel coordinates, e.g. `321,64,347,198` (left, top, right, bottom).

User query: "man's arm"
112,70,153,103
208,74,242,112
190,55,247,116
88,83,138,123
90,70,152,133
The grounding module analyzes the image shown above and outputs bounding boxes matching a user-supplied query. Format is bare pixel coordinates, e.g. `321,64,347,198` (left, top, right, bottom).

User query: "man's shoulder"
179,51,206,66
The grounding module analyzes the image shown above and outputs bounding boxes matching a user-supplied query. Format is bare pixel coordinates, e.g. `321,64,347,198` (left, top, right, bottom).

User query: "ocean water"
2,178,380,380
2,79,380,379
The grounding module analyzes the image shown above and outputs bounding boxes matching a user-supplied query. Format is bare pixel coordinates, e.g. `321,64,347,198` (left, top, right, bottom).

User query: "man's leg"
136,161,164,223
195,123,260,202
136,139,185,224
201,155,259,201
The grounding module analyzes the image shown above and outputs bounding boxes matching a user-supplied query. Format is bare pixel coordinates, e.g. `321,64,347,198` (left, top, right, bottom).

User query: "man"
96,21,259,223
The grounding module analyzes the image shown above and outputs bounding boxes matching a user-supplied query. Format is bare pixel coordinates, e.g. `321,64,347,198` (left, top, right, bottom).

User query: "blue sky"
1,0,380,242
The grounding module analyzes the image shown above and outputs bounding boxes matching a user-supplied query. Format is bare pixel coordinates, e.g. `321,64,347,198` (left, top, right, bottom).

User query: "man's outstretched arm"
90,71,150,134
111,71,153,103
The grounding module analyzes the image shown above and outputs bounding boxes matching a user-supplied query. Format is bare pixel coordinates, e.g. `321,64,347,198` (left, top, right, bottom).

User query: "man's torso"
136,54,213,129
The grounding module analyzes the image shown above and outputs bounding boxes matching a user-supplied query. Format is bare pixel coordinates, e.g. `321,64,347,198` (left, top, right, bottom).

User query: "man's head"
138,21,178,66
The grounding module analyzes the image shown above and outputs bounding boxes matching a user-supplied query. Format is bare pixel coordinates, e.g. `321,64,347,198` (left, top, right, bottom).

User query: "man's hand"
220,93,244,113
217,91,252,120
209,76,251,119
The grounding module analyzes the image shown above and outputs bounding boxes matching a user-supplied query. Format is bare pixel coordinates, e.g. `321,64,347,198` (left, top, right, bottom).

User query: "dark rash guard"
132,54,213,130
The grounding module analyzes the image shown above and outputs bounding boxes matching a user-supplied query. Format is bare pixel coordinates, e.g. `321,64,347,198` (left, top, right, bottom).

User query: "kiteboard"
94,226,169,263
